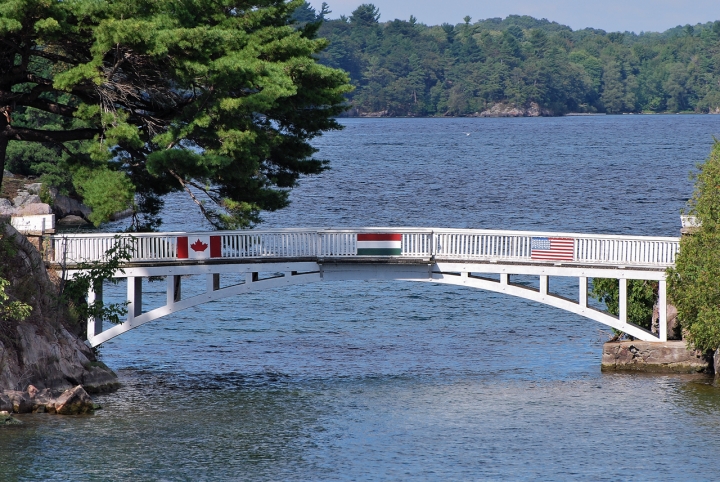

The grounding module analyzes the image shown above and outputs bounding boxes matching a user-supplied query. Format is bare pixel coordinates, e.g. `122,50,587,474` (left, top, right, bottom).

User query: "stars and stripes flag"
530,237,574,261
177,235,222,259
357,233,402,256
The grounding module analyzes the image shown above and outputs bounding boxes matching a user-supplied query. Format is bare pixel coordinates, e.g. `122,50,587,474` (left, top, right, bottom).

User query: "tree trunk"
0,134,8,190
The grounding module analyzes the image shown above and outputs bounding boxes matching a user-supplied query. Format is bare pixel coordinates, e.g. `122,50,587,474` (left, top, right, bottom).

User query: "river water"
3,115,720,480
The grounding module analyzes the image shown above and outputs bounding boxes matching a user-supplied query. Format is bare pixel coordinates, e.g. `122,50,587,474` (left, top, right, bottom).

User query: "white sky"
312,0,720,33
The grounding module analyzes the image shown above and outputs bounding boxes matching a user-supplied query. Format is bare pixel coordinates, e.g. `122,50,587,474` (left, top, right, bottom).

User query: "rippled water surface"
4,116,720,481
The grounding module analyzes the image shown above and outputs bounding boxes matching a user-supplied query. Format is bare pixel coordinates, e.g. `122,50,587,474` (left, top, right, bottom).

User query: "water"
3,115,720,480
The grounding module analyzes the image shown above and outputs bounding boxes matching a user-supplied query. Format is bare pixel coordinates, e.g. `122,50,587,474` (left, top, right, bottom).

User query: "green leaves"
668,141,720,351
2,0,351,229
73,167,134,226
0,277,31,322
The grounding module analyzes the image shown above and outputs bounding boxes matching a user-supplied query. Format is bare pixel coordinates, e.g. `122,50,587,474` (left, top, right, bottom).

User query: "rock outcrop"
0,222,119,399
477,102,553,117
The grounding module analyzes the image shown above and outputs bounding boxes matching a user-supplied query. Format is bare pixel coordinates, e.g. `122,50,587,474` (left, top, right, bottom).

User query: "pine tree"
0,0,351,229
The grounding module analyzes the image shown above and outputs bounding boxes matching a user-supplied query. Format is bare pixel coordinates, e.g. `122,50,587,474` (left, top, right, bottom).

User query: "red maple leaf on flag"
190,239,208,252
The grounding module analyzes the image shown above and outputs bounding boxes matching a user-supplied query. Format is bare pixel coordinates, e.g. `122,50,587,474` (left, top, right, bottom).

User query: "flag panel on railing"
530,237,574,261
357,233,402,256
177,235,222,259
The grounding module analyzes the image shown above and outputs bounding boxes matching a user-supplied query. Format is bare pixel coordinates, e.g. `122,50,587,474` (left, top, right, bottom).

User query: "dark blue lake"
3,115,720,481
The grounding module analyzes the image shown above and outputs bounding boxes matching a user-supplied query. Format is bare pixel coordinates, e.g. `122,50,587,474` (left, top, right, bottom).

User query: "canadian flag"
177,235,222,259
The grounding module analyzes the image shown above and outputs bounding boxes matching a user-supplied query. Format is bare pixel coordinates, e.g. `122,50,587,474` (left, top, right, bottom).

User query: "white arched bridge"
46,228,680,347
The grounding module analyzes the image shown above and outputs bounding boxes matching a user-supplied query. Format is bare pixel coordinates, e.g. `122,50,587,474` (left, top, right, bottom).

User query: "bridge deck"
47,227,679,270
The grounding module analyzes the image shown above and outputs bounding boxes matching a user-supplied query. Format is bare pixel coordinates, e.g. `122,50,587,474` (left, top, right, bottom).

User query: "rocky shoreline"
2,384,98,415
0,222,120,416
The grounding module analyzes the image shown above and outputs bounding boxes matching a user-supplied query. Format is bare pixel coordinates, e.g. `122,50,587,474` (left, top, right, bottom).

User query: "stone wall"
602,341,711,373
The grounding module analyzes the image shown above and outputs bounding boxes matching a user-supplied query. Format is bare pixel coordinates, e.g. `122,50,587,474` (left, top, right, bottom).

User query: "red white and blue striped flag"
530,237,574,261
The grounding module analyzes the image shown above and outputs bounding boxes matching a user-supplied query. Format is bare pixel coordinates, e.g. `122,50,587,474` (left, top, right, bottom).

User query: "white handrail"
48,228,680,268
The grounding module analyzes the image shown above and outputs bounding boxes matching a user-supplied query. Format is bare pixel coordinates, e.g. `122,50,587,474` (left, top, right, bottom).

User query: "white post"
619,278,627,323
87,281,103,338
167,275,181,305
659,279,667,342
579,276,587,308
500,273,508,285
207,273,220,292
539,275,549,295
127,277,142,322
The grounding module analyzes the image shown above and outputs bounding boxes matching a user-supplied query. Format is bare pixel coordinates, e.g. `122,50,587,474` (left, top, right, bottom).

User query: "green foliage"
0,277,31,322
1,0,352,230
590,278,657,333
667,141,720,352
61,237,134,326
314,9,720,116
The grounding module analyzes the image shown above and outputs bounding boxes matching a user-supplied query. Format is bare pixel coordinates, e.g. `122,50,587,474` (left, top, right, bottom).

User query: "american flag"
530,237,574,261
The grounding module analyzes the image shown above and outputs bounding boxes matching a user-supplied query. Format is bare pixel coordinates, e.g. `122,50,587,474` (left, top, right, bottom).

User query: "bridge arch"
76,259,666,347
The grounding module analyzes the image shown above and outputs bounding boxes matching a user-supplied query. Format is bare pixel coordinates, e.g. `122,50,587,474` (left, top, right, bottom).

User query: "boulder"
3,170,14,178
54,385,94,415
0,198,15,216
0,394,12,412
25,183,42,195
48,188,92,219
5,390,32,413
13,193,41,207
56,214,91,226
16,203,52,216
0,412,23,425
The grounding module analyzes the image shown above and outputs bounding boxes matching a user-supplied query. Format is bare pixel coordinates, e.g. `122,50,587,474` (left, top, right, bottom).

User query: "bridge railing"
47,228,679,268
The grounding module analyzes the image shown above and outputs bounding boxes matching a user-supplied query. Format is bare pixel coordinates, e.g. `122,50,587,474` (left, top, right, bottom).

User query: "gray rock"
13,192,29,207
19,194,41,206
54,385,94,415
17,203,52,216
25,183,42,195
51,193,92,219
715,348,720,377
3,170,14,178
57,214,91,226
0,395,11,412
652,303,681,340
0,412,23,425
5,391,32,413
0,199,15,216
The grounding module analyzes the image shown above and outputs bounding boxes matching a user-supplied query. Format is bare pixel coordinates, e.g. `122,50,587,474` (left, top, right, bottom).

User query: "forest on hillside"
295,3,720,116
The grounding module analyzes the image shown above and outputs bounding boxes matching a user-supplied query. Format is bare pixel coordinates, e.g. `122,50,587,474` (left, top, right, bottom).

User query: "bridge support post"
579,276,588,308
87,281,103,337
207,273,220,292
659,279,667,342
619,278,627,323
127,277,142,321
539,275,549,295
167,275,181,306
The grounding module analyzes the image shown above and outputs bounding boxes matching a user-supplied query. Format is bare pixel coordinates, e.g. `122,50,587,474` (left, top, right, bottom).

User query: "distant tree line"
295,2,720,115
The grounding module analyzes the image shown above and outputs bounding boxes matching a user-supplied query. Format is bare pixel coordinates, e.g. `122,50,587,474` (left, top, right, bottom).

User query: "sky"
310,0,720,33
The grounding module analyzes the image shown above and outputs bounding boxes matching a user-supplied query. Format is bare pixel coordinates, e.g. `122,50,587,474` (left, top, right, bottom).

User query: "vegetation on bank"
590,278,656,335
668,141,720,353
299,2,720,116
1,0,351,230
